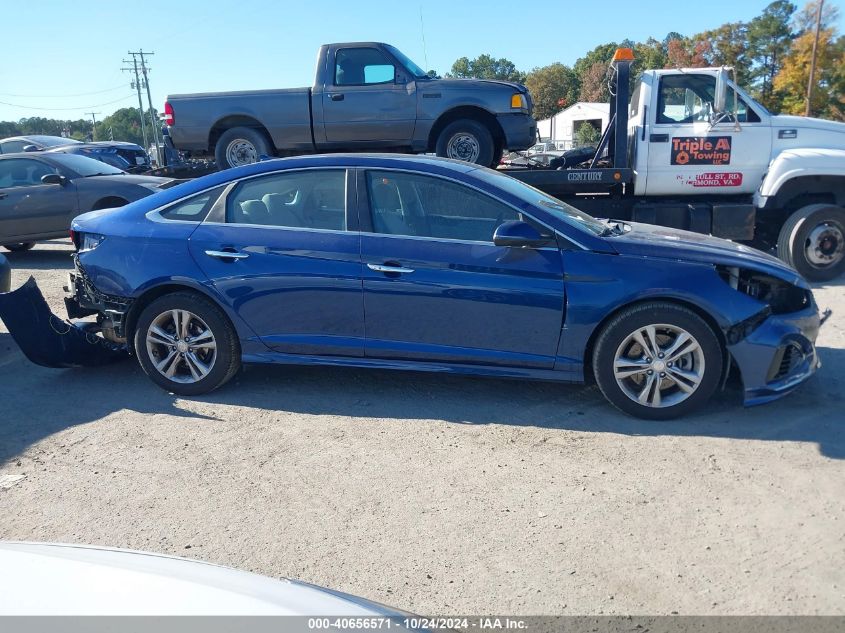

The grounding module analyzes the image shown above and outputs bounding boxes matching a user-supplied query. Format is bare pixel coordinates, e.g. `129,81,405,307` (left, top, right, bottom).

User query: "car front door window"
0,159,55,188
365,171,519,242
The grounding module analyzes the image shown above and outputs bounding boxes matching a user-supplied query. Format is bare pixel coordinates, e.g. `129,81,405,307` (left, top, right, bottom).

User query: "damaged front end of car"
717,265,828,405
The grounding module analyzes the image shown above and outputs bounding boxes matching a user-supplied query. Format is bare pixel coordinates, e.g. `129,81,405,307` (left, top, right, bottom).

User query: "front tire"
3,242,35,252
435,119,495,167
592,302,723,420
214,126,272,170
134,292,241,396
777,204,845,281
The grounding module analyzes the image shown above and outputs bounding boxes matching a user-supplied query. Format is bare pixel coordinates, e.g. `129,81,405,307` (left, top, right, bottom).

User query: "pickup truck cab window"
365,170,519,242
226,169,347,231
335,48,395,86
656,74,761,124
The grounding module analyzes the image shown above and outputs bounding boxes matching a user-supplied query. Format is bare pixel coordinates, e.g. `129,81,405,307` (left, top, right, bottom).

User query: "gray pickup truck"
164,42,536,169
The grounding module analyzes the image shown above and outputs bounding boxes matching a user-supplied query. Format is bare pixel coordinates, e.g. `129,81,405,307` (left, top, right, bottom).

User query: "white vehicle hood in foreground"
0,542,402,616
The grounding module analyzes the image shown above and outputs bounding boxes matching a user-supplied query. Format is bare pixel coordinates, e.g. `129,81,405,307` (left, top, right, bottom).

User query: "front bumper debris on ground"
0,277,128,368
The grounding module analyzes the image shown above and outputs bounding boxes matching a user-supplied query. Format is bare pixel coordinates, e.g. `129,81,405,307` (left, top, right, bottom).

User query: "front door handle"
205,249,248,260
367,263,414,274
0,193,6,200
329,93,344,101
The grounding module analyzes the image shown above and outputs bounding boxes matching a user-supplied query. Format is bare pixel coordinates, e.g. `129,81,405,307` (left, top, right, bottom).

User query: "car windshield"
384,44,429,79
471,167,609,236
32,136,82,147
52,153,126,176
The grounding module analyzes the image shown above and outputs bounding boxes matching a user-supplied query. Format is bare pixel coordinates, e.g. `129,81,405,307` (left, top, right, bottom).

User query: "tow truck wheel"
3,242,35,252
777,204,845,281
435,119,495,167
214,126,272,170
134,292,241,396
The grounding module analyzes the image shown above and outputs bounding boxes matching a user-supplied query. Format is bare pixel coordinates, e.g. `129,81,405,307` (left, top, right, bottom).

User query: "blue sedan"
65,155,822,419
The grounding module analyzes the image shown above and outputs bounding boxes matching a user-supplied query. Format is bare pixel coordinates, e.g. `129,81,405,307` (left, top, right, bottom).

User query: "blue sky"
1,0,842,122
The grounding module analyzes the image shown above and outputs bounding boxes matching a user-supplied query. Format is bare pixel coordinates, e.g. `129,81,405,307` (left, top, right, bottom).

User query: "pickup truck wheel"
3,242,35,252
436,119,495,167
214,127,271,170
777,204,845,281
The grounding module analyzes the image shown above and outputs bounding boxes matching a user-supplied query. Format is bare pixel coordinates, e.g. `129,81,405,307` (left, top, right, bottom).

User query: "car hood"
771,114,845,137
607,221,806,286
79,174,174,187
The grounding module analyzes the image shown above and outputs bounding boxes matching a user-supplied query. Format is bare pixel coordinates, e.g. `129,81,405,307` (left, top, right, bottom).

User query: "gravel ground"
0,240,843,615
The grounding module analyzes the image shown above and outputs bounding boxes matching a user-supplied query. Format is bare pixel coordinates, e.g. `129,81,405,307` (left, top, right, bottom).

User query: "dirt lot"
1,240,843,615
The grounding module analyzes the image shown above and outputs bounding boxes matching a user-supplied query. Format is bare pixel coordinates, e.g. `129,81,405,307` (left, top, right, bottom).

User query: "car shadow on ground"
0,333,218,465
1,327,842,463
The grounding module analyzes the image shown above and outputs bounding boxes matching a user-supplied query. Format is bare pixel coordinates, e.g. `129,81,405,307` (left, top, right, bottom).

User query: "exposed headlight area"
717,265,810,314
716,264,822,404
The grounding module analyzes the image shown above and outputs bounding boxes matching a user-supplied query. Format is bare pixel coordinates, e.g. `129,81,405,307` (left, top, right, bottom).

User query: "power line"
0,85,127,98
0,94,136,111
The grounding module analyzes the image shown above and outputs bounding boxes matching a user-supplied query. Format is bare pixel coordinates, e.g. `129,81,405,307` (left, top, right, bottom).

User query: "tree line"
0,106,158,148
1,0,841,144
446,0,844,122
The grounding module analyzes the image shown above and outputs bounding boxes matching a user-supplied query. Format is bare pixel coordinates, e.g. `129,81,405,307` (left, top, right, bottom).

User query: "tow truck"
503,48,845,281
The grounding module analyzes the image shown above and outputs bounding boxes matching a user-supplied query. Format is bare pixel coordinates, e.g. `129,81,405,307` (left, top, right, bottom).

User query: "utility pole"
128,49,166,166
122,56,149,151
85,112,100,141
805,0,824,117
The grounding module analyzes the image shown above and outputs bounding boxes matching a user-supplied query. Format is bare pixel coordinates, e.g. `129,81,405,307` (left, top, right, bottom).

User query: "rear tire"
435,119,495,167
3,242,35,252
133,292,241,396
777,204,845,281
592,302,723,420
214,126,272,170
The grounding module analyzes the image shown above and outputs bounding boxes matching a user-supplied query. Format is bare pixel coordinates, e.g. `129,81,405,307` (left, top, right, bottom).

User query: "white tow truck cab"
505,49,845,281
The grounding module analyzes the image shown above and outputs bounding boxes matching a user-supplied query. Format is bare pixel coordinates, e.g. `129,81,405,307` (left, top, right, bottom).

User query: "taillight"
163,101,175,126
69,228,77,249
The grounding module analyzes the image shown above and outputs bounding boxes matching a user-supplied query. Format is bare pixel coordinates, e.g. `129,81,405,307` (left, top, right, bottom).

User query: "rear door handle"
329,93,344,101
367,263,414,274
205,249,248,260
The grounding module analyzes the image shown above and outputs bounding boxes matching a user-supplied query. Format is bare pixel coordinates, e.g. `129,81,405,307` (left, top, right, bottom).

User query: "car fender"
556,251,769,377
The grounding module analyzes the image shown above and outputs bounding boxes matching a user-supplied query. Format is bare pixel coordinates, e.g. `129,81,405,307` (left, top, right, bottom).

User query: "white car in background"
0,542,413,618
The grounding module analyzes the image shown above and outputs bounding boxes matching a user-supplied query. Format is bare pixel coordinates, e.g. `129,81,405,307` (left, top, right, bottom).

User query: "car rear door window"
158,186,225,222
226,169,347,231
0,158,56,188
365,171,519,242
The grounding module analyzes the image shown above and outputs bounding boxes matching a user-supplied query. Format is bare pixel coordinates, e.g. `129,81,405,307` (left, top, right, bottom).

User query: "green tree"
447,54,526,82
701,22,752,85
574,121,601,147
524,63,579,121
747,0,797,110
774,0,844,118
98,107,159,147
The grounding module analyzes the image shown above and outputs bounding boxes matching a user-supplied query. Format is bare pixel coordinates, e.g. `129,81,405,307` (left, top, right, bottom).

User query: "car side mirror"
41,173,67,186
23,145,39,152
714,68,729,114
493,220,550,248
